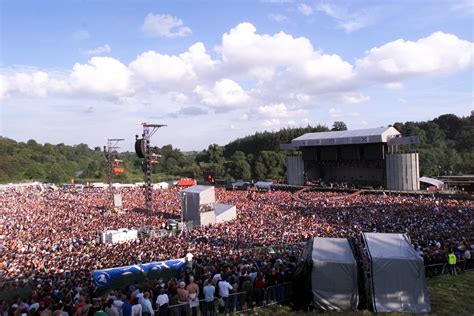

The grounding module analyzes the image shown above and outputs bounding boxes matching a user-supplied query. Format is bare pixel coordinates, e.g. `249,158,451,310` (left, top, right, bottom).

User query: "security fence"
424,259,472,277
164,282,292,316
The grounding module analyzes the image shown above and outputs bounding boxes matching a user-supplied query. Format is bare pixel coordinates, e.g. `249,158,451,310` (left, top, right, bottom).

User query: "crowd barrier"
163,282,292,316
424,259,472,277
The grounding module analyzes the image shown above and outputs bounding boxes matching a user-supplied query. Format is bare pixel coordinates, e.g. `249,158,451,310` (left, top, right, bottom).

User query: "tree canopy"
0,113,472,183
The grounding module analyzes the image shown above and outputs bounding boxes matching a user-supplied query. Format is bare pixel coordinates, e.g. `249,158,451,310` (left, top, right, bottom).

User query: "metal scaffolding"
140,123,166,211
103,138,124,211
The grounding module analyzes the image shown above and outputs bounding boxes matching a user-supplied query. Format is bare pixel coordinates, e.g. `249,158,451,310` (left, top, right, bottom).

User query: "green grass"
245,271,474,315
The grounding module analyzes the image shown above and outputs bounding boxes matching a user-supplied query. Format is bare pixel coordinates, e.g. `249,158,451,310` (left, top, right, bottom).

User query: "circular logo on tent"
95,272,110,286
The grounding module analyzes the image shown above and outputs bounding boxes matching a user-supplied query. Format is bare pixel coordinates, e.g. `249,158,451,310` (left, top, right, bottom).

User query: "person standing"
202,280,215,316
447,250,457,276
131,298,142,316
104,299,119,316
217,278,233,315
139,293,153,316
156,288,169,316
121,297,132,316
186,277,200,316
177,281,190,316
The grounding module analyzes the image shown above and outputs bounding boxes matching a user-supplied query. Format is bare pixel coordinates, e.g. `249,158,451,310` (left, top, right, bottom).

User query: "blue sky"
1,0,473,151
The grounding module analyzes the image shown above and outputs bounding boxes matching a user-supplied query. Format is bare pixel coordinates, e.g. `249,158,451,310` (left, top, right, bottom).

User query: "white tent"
154,182,169,189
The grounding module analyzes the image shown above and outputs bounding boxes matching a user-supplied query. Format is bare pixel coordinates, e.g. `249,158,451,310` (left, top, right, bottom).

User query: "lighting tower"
103,138,124,211
139,123,166,211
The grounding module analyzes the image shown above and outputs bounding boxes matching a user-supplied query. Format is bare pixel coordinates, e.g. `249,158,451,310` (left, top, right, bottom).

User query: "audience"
0,185,472,315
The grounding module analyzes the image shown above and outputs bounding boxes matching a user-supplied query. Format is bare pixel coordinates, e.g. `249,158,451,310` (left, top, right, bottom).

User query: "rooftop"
290,127,400,147
182,185,214,194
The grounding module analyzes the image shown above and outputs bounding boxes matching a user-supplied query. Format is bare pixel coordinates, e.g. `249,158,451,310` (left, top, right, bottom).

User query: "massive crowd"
0,185,473,315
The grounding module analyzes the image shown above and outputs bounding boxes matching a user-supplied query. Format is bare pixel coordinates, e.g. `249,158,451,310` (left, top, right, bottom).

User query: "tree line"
0,114,472,184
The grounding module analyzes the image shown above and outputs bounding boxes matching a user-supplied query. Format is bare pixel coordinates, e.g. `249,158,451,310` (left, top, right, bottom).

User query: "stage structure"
135,123,166,211
281,127,420,191
181,185,236,227
103,138,124,211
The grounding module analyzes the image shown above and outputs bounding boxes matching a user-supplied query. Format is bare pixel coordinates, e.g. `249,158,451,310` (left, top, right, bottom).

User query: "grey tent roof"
419,177,444,187
255,181,273,188
311,237,358,311
363,233,419,259
291,127,400,147
312,237,356,263
363,233,431,313
214,203,235,216
182,185,214,194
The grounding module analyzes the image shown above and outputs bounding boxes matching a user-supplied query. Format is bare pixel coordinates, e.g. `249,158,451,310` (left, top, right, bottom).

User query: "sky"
0,0,473,151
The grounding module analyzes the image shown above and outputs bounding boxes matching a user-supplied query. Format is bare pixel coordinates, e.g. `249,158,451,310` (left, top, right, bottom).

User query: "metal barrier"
425,260,470,277
264,283,292,306
162,283,293,315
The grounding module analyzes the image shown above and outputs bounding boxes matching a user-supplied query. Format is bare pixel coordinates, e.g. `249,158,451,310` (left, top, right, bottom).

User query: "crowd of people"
0,185,473,315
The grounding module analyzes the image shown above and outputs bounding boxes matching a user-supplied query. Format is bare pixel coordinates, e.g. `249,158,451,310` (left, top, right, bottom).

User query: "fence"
163,282,292,316
424,259,472,277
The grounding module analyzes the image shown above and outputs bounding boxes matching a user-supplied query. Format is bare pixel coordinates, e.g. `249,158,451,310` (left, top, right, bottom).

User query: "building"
281,127,420,191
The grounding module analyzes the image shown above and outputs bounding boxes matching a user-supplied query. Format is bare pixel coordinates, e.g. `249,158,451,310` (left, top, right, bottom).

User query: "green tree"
331,121,348,131
208,144,225,164
231,151,252,180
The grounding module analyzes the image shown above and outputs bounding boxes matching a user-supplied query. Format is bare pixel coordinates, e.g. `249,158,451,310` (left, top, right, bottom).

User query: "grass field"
247,271,474,315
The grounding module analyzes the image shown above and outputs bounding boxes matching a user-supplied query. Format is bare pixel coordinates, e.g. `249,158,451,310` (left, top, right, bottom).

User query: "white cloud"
338,92,370,104
328,107,360,118
328,107,342,118
1,71,69,98
194,79,249,108
1,23,473,116
316,2,372,33
384,82,404,90
262,118,281,127
70,57,133,97
84,44,111,56
171,92,189,103
356,31,474,81
142,13,192,38
129,42,218,92
257,103,307,119
0,74,9,98
240,113,249,120
220,22,355,89
298,3,313,16
451,0,474,15
268,13,288,22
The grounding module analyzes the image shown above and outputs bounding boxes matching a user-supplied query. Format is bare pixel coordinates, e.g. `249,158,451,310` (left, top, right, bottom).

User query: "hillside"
0,113,472,183
223,124,329,157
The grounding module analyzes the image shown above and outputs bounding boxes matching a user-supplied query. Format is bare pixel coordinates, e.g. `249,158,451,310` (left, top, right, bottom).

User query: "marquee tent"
293,237,358,311
362,233,431,313
311,237,358,310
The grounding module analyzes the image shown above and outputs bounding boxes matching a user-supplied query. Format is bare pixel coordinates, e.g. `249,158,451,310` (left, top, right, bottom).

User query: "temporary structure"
362,233,431,313
311,237,358,310
293,237,358,311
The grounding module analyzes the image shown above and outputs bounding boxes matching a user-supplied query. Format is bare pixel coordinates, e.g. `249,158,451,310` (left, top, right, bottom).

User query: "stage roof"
182,185,213,194
289,127,400,147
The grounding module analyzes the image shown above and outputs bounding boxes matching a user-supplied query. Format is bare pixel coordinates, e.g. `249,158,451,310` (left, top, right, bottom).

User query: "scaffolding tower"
140,123,166,211
103,138,124,211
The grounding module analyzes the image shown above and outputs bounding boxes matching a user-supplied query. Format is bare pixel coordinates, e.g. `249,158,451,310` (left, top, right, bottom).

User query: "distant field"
247,270,474,315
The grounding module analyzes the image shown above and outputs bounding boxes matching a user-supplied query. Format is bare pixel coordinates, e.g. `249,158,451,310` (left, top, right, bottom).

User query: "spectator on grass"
447,250,457,276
